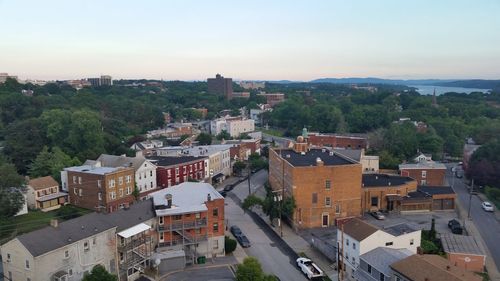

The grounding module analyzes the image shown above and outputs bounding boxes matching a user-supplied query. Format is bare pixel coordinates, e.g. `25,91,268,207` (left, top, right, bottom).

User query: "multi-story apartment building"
308,132,368,149
155,145,232,183
224,139,261,160
207,73,233,100
337,218,421,280
269,136,363,229
26,176,68,211
399,161,446,186
147,156,207,188
210,116,255,138
87,75,112,87
0,200,155,281
151,182,225,266
65,165,135,213
86,154,158,199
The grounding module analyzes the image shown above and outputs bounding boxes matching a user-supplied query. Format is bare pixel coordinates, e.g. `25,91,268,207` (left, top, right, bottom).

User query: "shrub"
225,236,237,254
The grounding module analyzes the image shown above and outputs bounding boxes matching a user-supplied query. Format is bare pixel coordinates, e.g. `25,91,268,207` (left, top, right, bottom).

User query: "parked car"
236,234,251,248
219,190,227,197
223,184,235,192
482,202,494,212
296,257,324,280
370,211,385,220
230,225,243,237
448,219,463,234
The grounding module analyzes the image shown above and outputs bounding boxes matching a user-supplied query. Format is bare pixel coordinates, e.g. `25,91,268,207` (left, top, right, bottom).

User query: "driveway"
445,164,500,271
225,193,307,281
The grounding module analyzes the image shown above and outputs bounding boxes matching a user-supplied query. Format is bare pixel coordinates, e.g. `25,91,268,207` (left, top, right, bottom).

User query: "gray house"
355,247,413,281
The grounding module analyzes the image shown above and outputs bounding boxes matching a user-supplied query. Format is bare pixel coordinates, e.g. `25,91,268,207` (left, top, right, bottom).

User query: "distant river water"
409,85,491,96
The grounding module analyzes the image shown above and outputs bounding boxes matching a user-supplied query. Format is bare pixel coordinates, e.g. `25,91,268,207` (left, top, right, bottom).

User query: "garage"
418,186,456,211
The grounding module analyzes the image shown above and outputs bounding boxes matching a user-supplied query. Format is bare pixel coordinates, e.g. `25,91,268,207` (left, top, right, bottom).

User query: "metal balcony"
158,218,207,232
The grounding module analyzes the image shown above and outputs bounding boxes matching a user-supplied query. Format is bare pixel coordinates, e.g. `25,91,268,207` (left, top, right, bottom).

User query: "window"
119,252,124,262
126,186,132,195
78,177,82,184
195,228,201,234
175,168,179,175
213,240,219,249
98,192,102,201
68,269,73,276
195,213,201,219
126,175,131,183
379,272,385,281
213,222,219,232
421,180,427,185
64,250,69,258
74,188,77,195
371,196,378,207
159,216,164,224
395,276,401,281
325,179,331,190
73,176,77,184
312,193,318,204
84,241,89,251
93,237,96,245
7,253,11,260
173,215,182,220
150,182,153,188
346,239,349,246
119,189,124,197
109,179,115,187
421,170,427,178
368,264,372,274
110,192,116,200
8,272,12,280
353,243,356,250
79,189,82,196
118,177,123,185
97,180,102,188
150,171,153,177
325,197,331,207
410,238,414,245
213,208,219,217
385,242,393,246
25,259,30,269
335,204,341,214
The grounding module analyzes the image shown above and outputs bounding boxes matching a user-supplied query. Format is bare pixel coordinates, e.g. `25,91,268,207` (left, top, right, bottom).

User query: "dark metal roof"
279,148,356,167
342,218,379,241
146,156,207,167
362,174,414,188
417,185,455,195
17,199,155,257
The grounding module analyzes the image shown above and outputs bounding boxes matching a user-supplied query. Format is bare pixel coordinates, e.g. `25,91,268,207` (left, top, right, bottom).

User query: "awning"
211,173,224,180
37,192,68,202
386,195,402,202
117,223,151,238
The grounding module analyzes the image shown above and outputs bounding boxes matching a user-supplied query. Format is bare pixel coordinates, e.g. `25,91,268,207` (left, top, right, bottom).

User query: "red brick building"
399,161,446,186
148,156,207,188
307,132,368,149
258,93,285,107
66,165,135,213
225,139,261,160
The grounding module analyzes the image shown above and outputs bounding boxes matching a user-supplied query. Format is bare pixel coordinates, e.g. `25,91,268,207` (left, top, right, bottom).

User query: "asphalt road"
231,169,268,201
446,165,500,270
225,176,307,281
262,132,292,148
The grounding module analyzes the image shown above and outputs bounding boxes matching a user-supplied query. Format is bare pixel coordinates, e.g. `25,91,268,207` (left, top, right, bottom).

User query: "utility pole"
247,165,251,196
468,178,474,220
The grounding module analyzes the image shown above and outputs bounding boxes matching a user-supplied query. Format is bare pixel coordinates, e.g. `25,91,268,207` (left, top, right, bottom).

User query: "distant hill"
308,77,499,89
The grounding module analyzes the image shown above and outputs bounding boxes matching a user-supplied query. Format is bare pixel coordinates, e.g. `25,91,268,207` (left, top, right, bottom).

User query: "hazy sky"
1,0,499,81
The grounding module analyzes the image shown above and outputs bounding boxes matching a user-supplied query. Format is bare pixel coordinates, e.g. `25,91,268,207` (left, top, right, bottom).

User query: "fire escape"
117,230,153,280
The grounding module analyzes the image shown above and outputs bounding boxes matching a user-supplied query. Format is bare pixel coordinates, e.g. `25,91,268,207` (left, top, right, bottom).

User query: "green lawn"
260,128,284,137
0,205,92,244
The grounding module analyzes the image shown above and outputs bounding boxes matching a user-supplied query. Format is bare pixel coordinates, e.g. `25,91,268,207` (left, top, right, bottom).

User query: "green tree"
0,163,26,218
82,265,117,281
225,235,237,254
233,161,247,175
236,257,277,281
66,110,106,160
216,130,231,140
196,133,213,145
29,146,81,182
132,183,140,201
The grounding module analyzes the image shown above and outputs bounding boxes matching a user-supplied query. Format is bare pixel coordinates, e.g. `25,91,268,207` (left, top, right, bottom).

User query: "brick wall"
400,168,446,186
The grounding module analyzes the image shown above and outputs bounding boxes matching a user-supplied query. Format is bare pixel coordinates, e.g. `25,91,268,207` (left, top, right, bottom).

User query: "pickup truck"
296,257,324,279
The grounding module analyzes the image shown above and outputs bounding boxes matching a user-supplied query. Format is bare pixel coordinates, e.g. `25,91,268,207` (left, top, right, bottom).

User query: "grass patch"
0,205,92,244
261,128,284,137
484,186,500,209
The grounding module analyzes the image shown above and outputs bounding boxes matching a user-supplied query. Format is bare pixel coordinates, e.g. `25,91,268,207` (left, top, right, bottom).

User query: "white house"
210,116,255,138
337,218,421,280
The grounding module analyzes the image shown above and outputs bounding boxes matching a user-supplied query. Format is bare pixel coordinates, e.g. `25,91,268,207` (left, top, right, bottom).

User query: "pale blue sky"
1,0,499,80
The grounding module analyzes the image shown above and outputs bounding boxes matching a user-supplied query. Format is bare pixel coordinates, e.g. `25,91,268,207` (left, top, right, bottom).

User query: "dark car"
230,225,243,237
236,234,251,248
223,184,235,192
370,211,385,220
448,219,463,234
219,190,227,197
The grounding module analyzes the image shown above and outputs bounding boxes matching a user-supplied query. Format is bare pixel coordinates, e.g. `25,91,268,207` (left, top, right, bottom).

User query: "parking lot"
363,211,461,235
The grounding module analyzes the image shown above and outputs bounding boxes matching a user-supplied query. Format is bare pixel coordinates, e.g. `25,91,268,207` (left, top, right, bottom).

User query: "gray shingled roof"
360,247,413,276
96,154,149,170
333,149,362,161
441,234,485,256
17,199,155,257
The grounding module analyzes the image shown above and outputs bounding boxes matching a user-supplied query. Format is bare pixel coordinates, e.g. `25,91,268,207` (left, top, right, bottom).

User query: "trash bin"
199,256,206,264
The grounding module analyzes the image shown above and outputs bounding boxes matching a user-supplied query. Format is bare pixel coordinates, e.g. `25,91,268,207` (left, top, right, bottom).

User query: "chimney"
165,194,172,208
50,219,59,228
316,157,324,166
207,193,212,201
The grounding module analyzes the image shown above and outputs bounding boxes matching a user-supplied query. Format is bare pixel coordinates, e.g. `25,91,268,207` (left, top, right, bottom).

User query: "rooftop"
147,155,207,167
64,165,127,175
399,161,446,170
16,199,155,257
95,154,149,170
390,254,482,281
342,218,379,241
362,174,415,188
156,145,233,156
151,182,223,216
333,148,362,161
278,148,357,167
441,234,485,256
28,176,59,190
359,247,413,277
417,185,455,195
383,223,420,236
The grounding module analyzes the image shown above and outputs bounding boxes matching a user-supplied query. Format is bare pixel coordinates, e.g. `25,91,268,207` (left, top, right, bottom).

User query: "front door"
322,214,329,227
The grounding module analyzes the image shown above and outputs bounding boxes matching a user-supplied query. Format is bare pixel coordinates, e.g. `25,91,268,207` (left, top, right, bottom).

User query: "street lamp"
272,189,284,237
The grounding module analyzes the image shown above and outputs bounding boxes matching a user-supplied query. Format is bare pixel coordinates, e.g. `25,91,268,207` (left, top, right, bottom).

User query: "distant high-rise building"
207,74,233,99
0,73,18,83
87,75,113,87
87,77,101,87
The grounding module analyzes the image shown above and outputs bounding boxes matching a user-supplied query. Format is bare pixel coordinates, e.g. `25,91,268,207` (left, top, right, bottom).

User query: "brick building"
307,132,368,149
257,93,285,107
65,165,135,213
224,139,261,160
151,182,225,265
207,74,233,100
361,174,417,212
269,136,362,229
441,234,486,272
148,156,207,188
399,161,446,186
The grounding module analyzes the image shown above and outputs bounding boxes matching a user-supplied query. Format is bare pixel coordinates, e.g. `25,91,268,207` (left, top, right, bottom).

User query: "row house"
269,136,363,229
64,165,135,213
337,218,421,280
224,139,261,160
86,154,158,199
147,156,207,188
0,200,156,281
151,182,225,270
26,176,68,211
130,140,164,157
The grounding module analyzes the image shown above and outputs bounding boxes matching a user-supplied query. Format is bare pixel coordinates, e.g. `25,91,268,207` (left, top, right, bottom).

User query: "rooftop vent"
301,152,305,156
286,154,291,158
207,193,212,201
165,194,173,208
322,148,326,153
388,182,391,186
329,151,334,156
